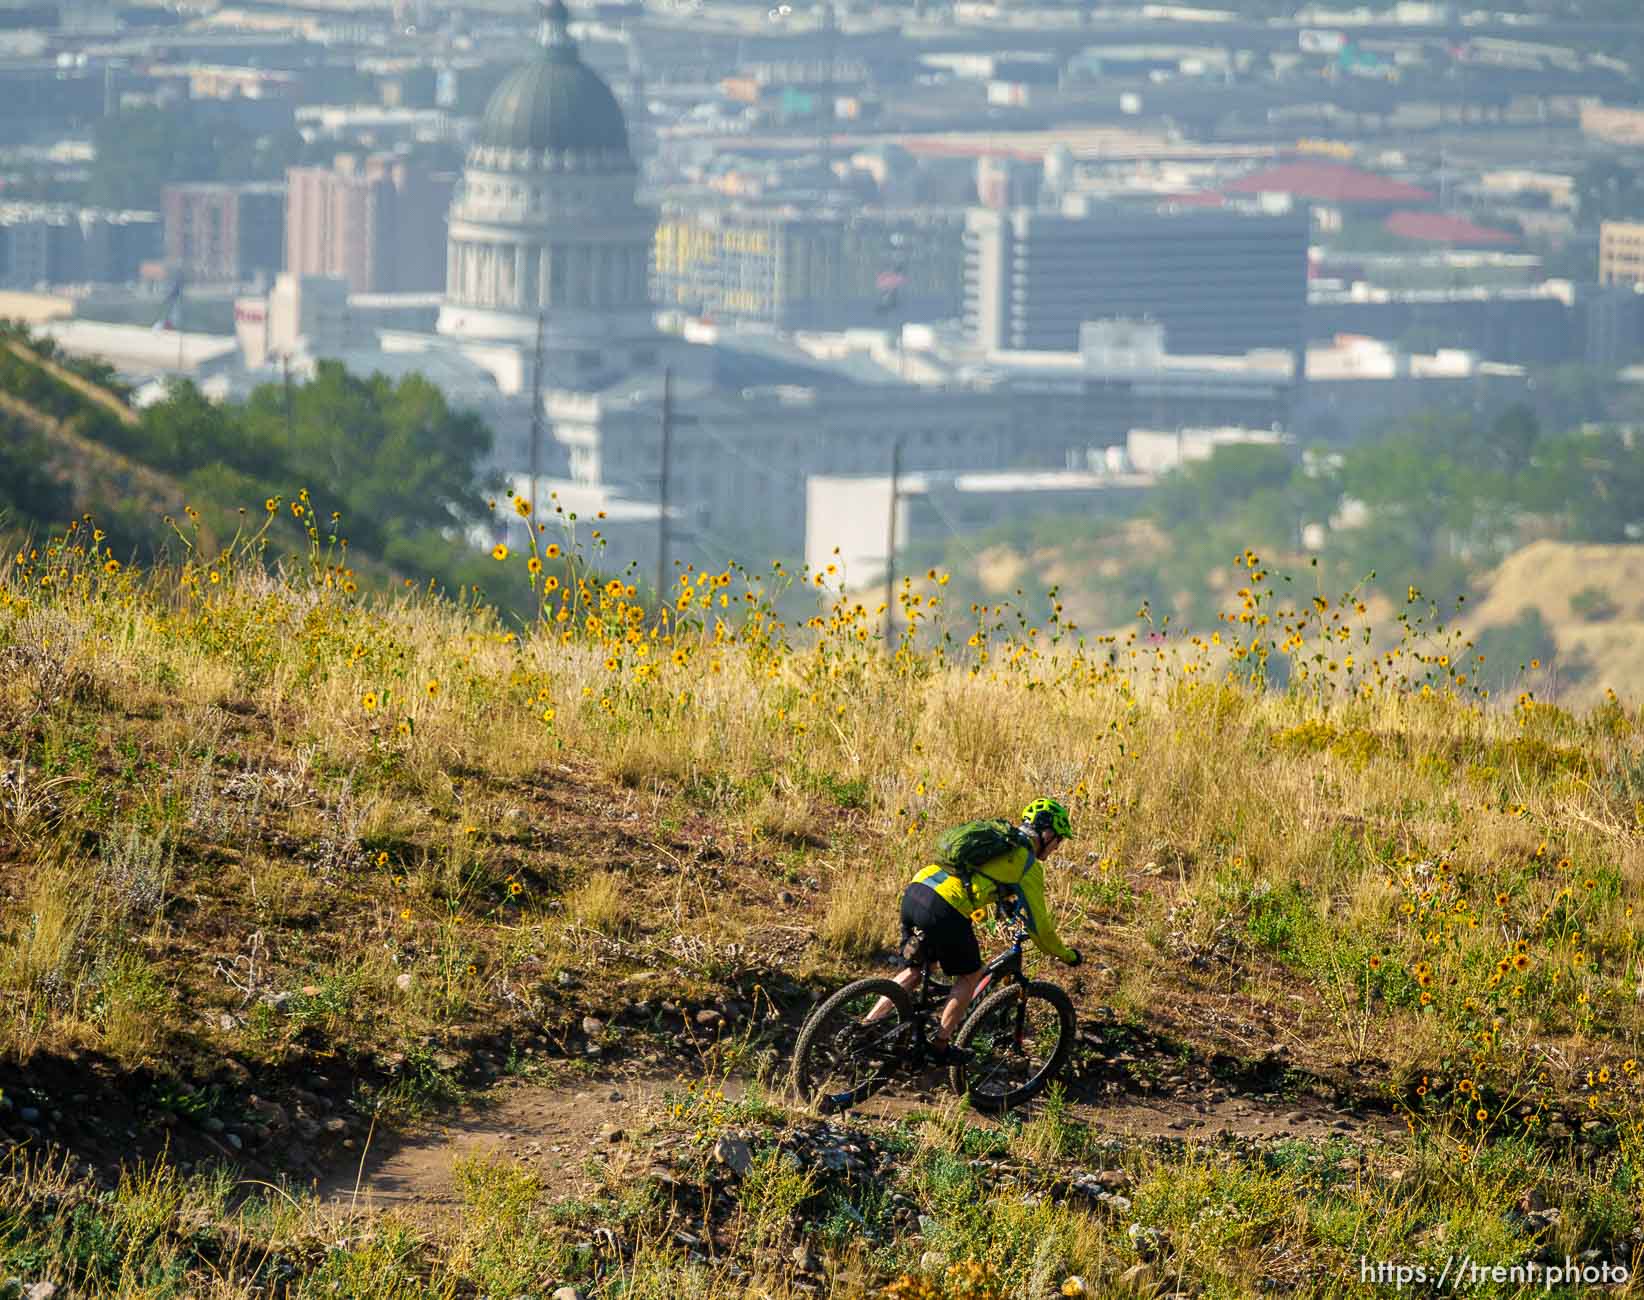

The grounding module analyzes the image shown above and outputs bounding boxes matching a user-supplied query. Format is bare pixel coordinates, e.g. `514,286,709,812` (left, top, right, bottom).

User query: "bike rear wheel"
951,979,1076,1113
792,977,914,1113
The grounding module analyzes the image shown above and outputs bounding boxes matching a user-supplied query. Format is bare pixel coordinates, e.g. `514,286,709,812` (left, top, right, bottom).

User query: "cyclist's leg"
864,965,922,1023
927,907,984,1045
867,889,932,1022
936,970,984,1043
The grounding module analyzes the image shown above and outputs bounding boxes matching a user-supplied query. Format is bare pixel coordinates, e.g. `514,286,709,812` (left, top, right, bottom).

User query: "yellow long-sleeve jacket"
909,842,1077,964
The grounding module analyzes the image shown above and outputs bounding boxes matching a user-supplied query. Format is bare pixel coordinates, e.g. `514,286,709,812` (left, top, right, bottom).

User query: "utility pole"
656,366,672,606
883,438,901,646
528,310,546,514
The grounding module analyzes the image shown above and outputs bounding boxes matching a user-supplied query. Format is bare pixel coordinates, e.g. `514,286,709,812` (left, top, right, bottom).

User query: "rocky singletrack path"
320,1066,1403,1219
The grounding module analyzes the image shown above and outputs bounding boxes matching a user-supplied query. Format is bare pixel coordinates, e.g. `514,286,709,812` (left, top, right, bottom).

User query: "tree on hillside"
237,362,497,559
1520,428,1644,542
0,417,73,530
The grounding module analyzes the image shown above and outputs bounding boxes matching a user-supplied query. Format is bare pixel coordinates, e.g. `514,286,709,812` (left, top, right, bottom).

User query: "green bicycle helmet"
1021,796,1074,840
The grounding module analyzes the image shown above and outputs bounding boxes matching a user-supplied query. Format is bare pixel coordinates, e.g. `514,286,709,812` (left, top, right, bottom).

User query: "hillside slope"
1471,540,1644,706
0,532,1641,1297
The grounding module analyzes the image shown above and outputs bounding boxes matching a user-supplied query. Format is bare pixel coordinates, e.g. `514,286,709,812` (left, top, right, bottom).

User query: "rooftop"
1225,160,1434,205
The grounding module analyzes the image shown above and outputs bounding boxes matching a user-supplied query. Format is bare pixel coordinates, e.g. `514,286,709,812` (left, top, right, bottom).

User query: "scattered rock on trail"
694,1008,724,1031
581,1016,605,1038
792,1246,821,1275
712,1135,752,1176
550,1288,584,1300
394,973,413,993
25,1283,59,1300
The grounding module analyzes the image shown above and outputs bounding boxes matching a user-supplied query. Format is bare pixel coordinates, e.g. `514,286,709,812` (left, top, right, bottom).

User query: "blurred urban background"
2,0,1643,698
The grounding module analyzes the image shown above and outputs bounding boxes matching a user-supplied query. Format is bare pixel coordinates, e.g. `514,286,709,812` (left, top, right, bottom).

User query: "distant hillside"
1471,540,1644,706
0,337,200,551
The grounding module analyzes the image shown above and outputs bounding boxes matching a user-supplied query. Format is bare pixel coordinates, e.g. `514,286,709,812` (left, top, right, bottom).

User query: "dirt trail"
322,1077,670,1214
321,1070,1401,1218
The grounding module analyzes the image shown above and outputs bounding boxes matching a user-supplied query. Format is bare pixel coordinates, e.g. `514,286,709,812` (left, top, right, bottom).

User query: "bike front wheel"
792,977,914,1113
951,979,1076,1112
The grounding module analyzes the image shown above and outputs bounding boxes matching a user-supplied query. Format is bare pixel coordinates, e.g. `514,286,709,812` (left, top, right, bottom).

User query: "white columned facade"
436,0,656,345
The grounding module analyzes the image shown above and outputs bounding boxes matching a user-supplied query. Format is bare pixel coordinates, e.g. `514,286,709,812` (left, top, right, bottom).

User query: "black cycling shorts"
899,881,982,977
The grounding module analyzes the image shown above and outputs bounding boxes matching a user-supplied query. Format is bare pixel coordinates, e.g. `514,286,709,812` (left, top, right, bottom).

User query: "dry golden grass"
567,870,635,938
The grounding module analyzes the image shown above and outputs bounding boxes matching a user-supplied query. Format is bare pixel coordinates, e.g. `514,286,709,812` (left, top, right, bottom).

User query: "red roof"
1383,210,1519,246
1225,161,1433,205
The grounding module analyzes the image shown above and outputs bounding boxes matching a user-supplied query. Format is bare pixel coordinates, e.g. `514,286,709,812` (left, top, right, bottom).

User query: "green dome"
477,0,630,158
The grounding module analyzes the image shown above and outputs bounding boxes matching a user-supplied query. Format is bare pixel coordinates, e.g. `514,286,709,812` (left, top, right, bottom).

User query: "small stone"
792,1246,821,1274
1519,1188,1548,1214
550,1288,584,1300
1106,1194,1133,1214
224,1133,242,1151
202,1116,225,1135
300,985,321,997
694,1008,724,1030
24,1284,58,1300
1096,1170,1130,1190
582,1016,605,1038
777,890,796,905
597,1124,625,1144
323,1117,348,1135
16,1108,39,1124
1062,1279,1088,1298
557,971,576,987
217,1012,238,1032
712,1135,752,1176
394,973,413,992
1117,1262,1155,1294
920,1250,942,1272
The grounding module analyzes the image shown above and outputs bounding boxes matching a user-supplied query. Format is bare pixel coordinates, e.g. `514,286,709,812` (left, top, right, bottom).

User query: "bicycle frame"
907,921,1033,1059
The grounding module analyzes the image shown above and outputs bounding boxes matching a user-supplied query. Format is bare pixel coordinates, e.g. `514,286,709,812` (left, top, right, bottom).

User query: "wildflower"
509,881,523,895
1476,1108,1488,1123
376,851,389,867
291,501,304,518
467,964,477,975
1599,1067,1611,1084
362,691,379,711
265,497,278,513
103,558,120,573
1512,953,1530,973
528,556,543,574
514,495,531,517
1368,955,1382,971
545,543,562,559
544,576,560,593
541,707,556,723
400,908,411,920
492,544,509,561
1458,1078,1473,1094
1495,892,1508,908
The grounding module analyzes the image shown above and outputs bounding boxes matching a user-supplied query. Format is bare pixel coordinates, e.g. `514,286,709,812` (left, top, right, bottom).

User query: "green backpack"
933,818,1030,902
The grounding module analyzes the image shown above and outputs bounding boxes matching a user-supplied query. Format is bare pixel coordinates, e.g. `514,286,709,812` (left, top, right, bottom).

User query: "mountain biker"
879,796,1082,1065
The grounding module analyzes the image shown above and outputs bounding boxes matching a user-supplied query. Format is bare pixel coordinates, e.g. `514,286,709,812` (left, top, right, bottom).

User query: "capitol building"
211,0,1287,575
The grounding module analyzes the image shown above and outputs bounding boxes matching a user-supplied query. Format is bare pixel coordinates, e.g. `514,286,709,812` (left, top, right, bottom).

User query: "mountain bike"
791,915,1077,1115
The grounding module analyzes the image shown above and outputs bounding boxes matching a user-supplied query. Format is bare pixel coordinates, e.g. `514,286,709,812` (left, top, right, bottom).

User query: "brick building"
284,153,450,293
162,182,285,285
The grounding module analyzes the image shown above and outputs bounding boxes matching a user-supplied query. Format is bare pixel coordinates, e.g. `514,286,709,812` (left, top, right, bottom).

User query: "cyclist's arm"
1015,858,1078,963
